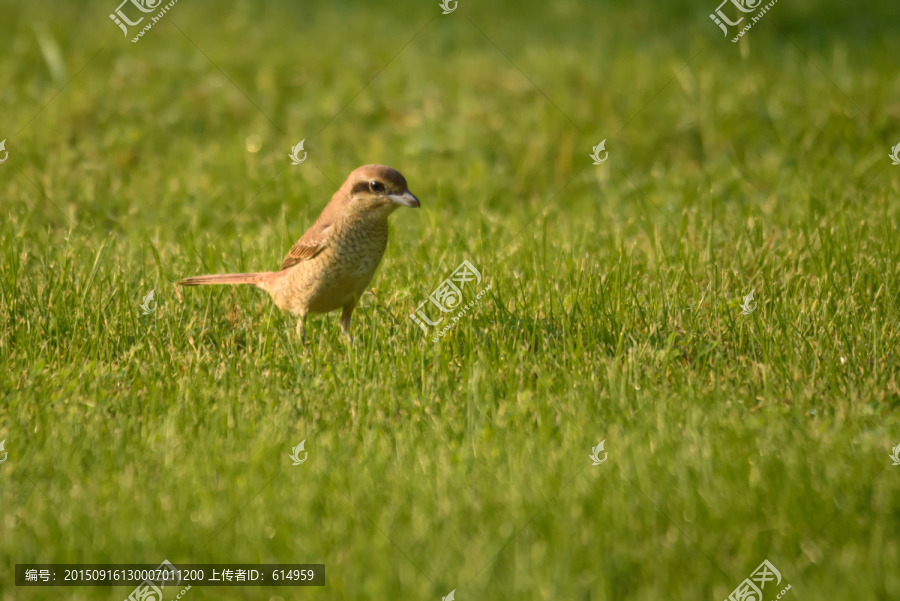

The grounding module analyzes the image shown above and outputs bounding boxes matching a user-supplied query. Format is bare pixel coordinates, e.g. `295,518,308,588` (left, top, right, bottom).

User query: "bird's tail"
175,272,276,287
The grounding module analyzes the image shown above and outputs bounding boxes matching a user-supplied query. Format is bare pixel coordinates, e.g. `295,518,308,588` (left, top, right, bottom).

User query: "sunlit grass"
1,0,899,599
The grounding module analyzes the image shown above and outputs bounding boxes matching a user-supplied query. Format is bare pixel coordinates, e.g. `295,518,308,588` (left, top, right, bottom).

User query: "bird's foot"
296,319,308,344
339,319,353,342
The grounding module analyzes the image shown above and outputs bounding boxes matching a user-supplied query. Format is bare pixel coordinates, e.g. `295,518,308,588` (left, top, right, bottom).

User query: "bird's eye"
369,180,385,193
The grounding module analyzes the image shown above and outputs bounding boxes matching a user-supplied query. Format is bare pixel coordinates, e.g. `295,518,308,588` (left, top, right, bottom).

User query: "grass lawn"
2,0,900,599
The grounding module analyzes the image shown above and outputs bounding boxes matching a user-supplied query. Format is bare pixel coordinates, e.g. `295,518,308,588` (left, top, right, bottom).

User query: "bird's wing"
281,223,330,270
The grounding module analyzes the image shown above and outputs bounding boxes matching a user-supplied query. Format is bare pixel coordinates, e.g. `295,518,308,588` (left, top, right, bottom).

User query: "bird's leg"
340,300,356,342
296,310,308,343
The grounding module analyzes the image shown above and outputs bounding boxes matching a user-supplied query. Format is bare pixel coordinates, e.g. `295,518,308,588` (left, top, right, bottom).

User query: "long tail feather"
176,272,276,286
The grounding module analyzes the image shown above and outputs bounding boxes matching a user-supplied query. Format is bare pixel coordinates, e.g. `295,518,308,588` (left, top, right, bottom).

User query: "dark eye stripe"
350,181,370,195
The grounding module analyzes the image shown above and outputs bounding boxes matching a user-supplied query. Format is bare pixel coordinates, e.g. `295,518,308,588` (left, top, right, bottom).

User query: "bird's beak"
389,190,420,208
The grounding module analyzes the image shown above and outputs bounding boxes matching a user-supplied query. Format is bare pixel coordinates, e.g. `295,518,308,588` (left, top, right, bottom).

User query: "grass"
2,0,900,599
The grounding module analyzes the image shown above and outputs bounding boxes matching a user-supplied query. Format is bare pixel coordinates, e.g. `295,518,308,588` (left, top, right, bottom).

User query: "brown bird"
176,165,419,341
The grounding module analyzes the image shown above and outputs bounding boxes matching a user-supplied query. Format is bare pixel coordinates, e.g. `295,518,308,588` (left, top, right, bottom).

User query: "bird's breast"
353,252,378,276
281,220,389,314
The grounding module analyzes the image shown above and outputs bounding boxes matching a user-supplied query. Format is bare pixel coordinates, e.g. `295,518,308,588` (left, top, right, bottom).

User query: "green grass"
2,0,900,599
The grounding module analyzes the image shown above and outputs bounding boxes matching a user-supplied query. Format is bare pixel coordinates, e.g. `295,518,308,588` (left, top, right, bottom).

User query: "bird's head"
337,165,420,220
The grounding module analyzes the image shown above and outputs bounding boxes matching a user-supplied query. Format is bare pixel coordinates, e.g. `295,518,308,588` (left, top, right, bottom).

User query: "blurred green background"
1,0,899,599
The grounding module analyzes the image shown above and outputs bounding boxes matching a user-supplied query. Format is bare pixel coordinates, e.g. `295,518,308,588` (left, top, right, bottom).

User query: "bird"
176,165,420,341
